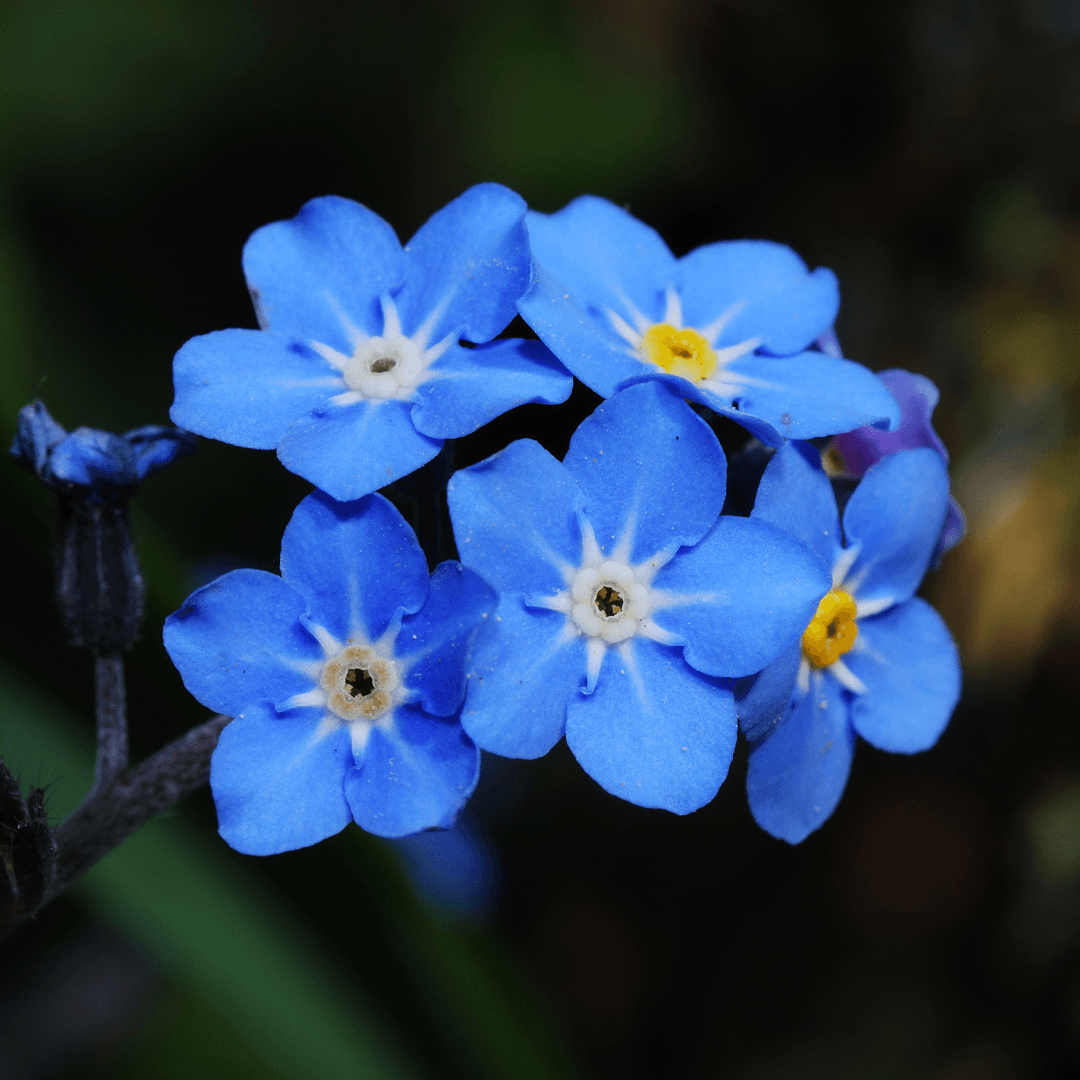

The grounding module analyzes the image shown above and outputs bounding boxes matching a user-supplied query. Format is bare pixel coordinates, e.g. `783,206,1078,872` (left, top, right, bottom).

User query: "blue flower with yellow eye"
737,441,962,843
446,381,830,814
163,491,495,854
171,184,572,501
517,196,900,446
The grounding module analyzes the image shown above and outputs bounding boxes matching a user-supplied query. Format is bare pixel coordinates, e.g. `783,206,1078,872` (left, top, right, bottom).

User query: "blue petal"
845,598,961,753
163,569,323,717
525,196,673,322
751,440,842,567
459,595,585,759
276,398,443,502
842,449,950,606
242,194,404,351
279,491,429,644
936,496,967,562
675,240,839,356
210,703,353,855
410,338,573,440
662,376,785,445
651,516,830,678
124,425,197,481
746,671,855,844
564,638,737,814
516,263,650,398
49,429,137,488
389,818,497,919
394,183,529,346
398,561,497,716
171,329,344,450
12,400,67,472
344,705,480,838
447,439,584,597
735,639,803,743
701,351,902,443
563,382,727,562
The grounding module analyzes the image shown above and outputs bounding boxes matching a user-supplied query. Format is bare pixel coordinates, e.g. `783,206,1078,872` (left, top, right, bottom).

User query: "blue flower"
446,381,831,814
11,400,195,503
517,196,900,446
738,441,962,843
163,491,496,854
171,184,573,501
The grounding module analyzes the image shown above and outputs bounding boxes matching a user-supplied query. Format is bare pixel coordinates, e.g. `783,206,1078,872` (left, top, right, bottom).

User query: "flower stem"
90,652,128,798
0,713,229,940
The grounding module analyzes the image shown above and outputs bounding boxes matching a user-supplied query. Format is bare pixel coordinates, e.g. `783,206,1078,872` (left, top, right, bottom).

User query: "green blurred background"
3,0,1080,1076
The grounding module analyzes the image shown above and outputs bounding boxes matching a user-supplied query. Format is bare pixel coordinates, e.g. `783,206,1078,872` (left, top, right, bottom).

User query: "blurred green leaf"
349,833,584,1080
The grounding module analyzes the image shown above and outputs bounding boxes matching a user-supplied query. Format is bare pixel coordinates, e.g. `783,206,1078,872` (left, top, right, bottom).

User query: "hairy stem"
1,713,229,939
90,653,128,798
49,712,229,900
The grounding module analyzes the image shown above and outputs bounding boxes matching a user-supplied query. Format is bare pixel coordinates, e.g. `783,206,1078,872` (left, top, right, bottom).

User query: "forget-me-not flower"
171,184,573,501
828,368,966,560
517,196,901,446
164,491,495,854
447,381,831,814
737,441,961,843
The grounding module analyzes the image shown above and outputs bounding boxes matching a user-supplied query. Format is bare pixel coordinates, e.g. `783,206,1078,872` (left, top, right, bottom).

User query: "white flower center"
320,643,401,721
342,336,425,400
570,560,652,644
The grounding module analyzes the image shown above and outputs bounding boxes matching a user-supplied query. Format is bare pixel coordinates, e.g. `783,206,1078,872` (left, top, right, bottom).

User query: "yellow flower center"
640,324,717,382
801,589,858,668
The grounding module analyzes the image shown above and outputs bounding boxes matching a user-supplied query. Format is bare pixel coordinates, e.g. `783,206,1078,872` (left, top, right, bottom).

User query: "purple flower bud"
831,370,948,472
830,369,965,559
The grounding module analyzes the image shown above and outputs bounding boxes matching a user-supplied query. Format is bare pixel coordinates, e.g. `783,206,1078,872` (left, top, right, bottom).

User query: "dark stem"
383,440,459,568
1,713,230,940
89,653,128,798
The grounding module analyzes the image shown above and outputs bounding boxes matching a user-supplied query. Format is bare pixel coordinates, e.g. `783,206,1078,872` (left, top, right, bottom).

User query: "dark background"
3,1,1080,1077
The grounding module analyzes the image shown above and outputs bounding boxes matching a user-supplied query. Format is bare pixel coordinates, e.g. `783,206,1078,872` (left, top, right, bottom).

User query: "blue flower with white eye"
171,184,573,501
737,441,962,844
446,381,831,814
517,196,900,446
163,491,495,854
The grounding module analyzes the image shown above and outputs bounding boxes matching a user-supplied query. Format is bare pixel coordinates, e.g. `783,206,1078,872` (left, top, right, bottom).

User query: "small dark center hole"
346,667,376,697
370,357,396,374
826,619,838,638
670,344,694,359
595,586,624,618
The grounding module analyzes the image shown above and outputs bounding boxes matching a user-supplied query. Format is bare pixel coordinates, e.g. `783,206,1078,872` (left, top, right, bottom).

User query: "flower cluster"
165,185,963,854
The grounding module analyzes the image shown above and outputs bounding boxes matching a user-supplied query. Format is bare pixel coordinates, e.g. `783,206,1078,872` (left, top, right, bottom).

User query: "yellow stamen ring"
640,323,718,383
801,589,858,668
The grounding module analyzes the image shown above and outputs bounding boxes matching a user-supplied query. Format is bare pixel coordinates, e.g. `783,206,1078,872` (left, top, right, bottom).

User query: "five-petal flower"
163,490,495,854
446,381,831,814
516,195,901,446
737,441,962,843
171,183,573,501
